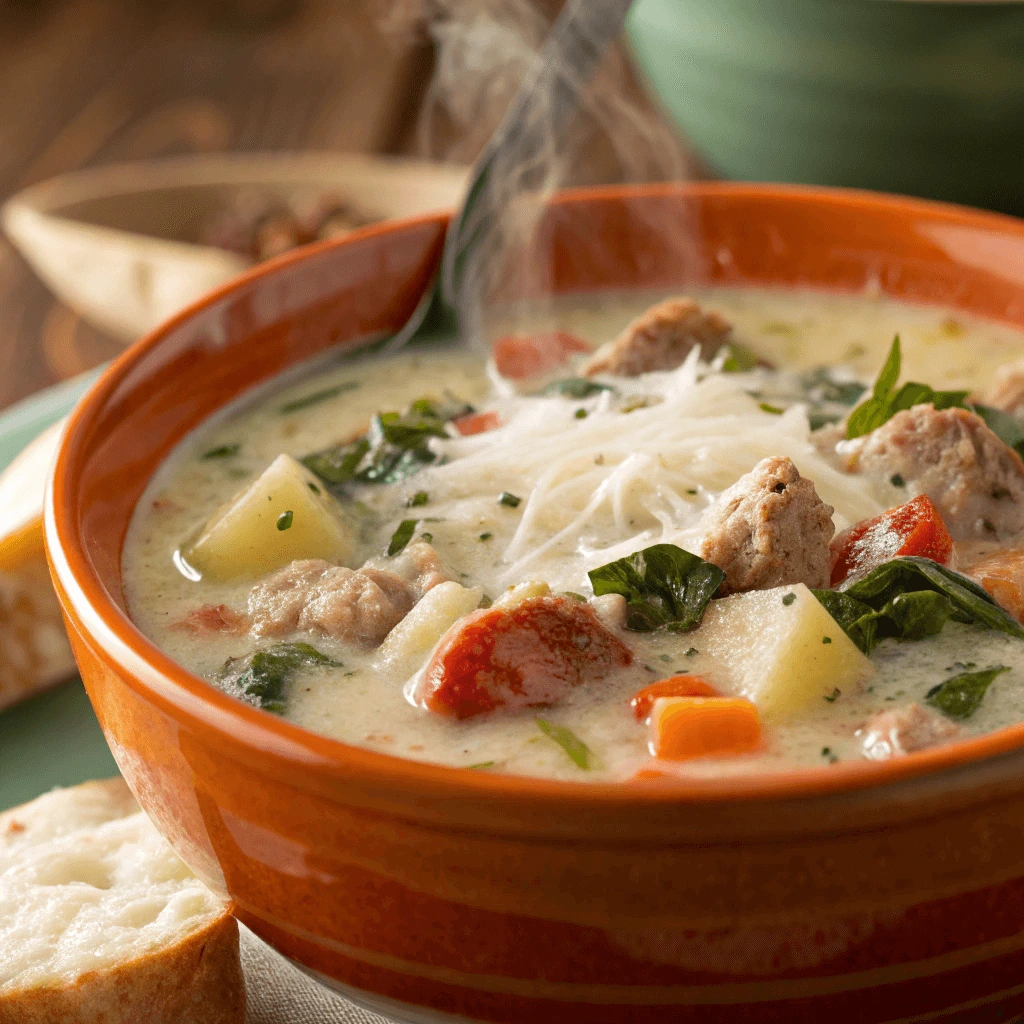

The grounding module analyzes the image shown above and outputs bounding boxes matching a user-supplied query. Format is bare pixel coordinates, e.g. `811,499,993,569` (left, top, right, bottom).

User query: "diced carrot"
630,675,718,720
649,696,762,761
963,546,1024,622
414,595,633,719
452,410,502,436
493,331,591,380
831,494,953,586
172,603,248,635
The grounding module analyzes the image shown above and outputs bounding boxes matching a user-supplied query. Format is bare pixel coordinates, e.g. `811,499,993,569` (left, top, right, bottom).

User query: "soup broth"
123,288,1024,780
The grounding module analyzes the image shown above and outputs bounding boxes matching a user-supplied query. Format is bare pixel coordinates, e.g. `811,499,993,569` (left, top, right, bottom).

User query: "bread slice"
0,778,244,1023
0,419,77,710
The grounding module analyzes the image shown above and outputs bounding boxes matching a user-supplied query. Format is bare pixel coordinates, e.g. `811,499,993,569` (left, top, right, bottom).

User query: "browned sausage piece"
982,358,1024,415
698,456,835,595
247,542,450,645
860,703,959,760
583,297,733,377
842,406,1024,541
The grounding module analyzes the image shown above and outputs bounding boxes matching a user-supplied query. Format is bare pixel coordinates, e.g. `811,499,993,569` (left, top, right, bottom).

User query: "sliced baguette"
0,419,77,710
0,778,244,1024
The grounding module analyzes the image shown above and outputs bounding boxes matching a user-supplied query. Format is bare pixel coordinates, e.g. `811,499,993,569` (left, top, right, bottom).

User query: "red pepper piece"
451,410,502,436
830,494,953,586
415,595,633,719
630,675,719,721
493,331,591,380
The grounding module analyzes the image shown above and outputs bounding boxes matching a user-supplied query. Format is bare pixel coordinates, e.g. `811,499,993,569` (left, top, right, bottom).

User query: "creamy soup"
123,288,1024,781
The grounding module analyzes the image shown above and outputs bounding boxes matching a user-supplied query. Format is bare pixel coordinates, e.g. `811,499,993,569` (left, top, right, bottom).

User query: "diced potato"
183,454,353,581
493,580,550,609
374,581,483,678
691,583,872,722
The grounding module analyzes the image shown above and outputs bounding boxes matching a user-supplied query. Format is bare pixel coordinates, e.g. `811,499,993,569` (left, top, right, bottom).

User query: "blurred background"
0,0,1022,412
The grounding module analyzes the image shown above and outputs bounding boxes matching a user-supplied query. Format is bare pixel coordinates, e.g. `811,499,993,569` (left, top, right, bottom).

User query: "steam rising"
385,1,703,344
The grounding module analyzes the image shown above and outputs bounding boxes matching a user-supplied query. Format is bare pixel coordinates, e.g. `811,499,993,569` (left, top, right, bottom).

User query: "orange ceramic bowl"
46,184,1024,1023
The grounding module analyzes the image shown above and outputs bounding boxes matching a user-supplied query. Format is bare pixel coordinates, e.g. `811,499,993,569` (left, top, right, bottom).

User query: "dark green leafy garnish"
543,378,615,399
535,718,598,769
201,443,240,460
498,491,521,508
466,761,496,770
846,336,969,439
301,394,473,491
407,491,430,507
971,403,1024,460
588,543,725,633
721,342,760,372
276,510,293,531
279,381,358,414
388,519,418,556
926,665,1009,720
813,556,1024,654
218,642,341,714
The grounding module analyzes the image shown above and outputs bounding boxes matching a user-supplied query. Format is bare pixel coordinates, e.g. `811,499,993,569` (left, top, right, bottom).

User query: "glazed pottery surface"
46,185,1024,1022
627,0,1024,216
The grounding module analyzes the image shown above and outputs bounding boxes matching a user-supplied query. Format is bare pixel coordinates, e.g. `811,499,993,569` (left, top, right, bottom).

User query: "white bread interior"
0,778,244,1023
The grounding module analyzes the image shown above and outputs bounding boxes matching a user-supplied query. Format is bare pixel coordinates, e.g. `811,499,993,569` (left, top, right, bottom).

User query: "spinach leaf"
301,394,473,491
813,556,1024,654
535,718,599,769
971,403,1024,460
926,665,1009,720
543,378,616,398
846,336,969,439
387,519,417,556
588,543,725,633
217,642,341,714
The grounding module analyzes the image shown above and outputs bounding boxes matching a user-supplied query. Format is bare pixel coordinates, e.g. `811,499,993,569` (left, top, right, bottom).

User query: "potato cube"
374,581,483,678
691,583,872,722
183,454,353,581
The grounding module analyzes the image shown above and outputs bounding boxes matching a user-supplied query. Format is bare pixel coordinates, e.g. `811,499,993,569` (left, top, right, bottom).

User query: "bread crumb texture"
0,778,244,1023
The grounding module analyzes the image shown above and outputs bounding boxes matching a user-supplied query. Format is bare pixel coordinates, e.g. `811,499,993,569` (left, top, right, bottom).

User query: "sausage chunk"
248,542,450,645
983,359,1024,416
842,406,1024,540
698,456,835,595
860,703,959,760
413,595,633,719
583,297,732,377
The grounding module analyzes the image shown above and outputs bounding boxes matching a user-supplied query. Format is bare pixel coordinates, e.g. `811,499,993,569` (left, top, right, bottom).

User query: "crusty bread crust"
0,778,245,1024
0,914,244,1024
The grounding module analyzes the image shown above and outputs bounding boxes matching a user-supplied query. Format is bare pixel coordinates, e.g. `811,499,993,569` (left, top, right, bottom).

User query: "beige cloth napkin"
240,925,397,1024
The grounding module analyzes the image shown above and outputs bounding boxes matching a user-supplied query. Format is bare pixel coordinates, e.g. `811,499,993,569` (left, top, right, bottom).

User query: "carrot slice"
493,331,591,380
649,696,762,761
831,494,953,586
452,410,502,436
962,546,1024,623
630,675,718,720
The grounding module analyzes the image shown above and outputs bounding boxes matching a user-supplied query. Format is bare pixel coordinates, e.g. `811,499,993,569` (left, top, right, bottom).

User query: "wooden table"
0,0,432,411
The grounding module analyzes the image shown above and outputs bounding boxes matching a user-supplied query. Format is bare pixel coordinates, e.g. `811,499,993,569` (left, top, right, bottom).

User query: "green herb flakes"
535,718,598,770
782,593,796,607
479,532,493,542
276,510,293,531
822,635,832,644
388,519,418,556
824,687,841,703
499,491,522,508
926,665,1009,720
685,647,699,657
280,381,358,414
890,474,905,488
420,532,433,543
543,378,615,399
201,443,240,460
759,402,784,415
466,761,496,770
407,491,430,507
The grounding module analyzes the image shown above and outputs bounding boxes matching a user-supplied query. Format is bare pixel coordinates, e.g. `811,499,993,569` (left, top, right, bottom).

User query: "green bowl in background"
627,0,1024,215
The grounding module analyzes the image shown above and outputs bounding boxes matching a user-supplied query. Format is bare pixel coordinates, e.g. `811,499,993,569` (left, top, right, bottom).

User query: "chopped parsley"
407,491,430,507
498,491,522,508
276,510,293,531
201,443,240,460
387,519,418,556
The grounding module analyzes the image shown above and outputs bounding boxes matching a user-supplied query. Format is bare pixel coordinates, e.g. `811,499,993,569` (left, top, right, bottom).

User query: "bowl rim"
46,180,1024,810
